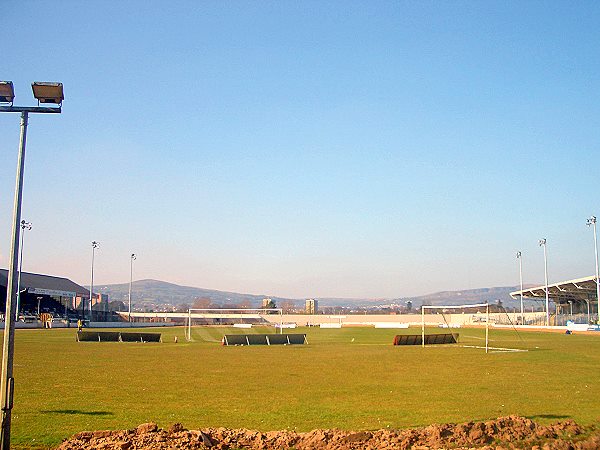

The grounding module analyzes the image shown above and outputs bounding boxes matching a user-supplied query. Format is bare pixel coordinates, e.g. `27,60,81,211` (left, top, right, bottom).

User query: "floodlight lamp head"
539,239,546,246
31,81,64,106
20,220,32,230
587,216,596,226
516,251,522,258
0,81,15,104
92,241,99,249
131,253,136,260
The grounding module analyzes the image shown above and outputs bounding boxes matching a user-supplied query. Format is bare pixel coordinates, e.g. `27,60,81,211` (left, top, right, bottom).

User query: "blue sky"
1,2,600,298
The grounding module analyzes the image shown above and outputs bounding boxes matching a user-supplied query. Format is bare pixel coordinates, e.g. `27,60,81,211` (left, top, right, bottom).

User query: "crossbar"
422,303,489,310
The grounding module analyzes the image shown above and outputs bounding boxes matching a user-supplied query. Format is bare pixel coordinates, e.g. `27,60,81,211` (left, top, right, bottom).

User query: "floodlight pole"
585,298,591,324
90,241,99,322
16,221,32,320
587,216,600,324
539,239,550,326
421,306,425,348
485,303,489,354
128,254,136,322
0,112,28,450
0,98,61,450
516,251,523,324
187,311,191,341
568,301,573,318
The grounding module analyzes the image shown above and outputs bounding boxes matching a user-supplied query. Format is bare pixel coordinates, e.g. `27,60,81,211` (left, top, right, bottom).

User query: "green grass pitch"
9,325,600,448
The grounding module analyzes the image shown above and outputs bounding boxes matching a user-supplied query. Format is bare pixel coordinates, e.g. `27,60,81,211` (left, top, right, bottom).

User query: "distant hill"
401,285,535,309
97,279,295,310
98,279,532,311
319,286,534,309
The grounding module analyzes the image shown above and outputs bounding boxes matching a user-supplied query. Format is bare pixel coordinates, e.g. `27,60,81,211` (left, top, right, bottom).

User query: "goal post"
421,303,490,353
186,308,284,341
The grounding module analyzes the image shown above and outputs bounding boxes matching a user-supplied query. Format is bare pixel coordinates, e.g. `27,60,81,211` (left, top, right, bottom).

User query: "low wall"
87,322,175,328
264,312,547,327
119,311,556,329
4,321,176,329
7,312,550,330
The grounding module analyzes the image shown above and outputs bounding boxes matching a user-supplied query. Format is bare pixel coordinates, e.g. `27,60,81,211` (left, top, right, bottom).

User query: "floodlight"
31,82,64,105
1,79,64,450
538,238,549,325
0,81,15,104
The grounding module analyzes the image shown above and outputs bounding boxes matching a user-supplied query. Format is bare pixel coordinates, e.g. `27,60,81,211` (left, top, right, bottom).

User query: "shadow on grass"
41,409,113,416
404,414,574,429
527,414,571,420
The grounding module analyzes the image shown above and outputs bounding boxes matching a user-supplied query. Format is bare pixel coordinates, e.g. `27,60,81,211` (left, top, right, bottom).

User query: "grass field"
9,325,600,448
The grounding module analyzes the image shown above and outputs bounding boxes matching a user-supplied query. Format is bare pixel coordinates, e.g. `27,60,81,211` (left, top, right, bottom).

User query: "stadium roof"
0,269,89,298
510,275,598,305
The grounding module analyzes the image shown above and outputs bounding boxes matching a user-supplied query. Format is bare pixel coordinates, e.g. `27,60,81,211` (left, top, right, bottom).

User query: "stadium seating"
222,333,307,346
76,331,161,343
120,332,162,342
393,333,459,346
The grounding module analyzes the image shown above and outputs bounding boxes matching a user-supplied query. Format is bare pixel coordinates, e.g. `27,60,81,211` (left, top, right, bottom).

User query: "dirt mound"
57,416,600,449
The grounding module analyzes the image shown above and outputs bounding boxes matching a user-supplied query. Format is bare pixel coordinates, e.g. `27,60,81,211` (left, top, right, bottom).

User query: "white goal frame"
421,303,490,353
186,308,284,341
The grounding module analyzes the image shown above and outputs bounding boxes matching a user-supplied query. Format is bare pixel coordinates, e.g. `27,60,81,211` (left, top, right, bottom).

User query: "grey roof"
510,275,598,305
0,269,89,297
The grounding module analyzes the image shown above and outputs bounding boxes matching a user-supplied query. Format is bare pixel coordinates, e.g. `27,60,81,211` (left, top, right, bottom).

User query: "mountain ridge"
98,279,531,310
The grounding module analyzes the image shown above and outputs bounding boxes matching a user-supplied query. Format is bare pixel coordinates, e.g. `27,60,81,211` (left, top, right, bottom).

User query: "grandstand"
510,275,599,325
0,269,113,324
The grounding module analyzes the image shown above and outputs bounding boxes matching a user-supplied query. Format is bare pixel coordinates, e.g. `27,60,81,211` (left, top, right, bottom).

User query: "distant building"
92,293,110,310
261,298,276,309
305,299,318,315
74,292,108,310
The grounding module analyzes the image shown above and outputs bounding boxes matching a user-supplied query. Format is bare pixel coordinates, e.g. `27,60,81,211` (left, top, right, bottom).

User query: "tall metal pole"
90,241,99,322
587,216,600,324
539,239,549,326
0,81,62,450
128,254,136,322
16,221,32,320
0,112,28,450
586,298,590,324
187,310,193,342
516,251,523,324
568,301,573,318
485,303,489,354
421,306,425,348
595,220,600,324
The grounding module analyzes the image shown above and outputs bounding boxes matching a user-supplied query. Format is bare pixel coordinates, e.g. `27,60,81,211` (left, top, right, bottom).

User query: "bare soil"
57,416,600,449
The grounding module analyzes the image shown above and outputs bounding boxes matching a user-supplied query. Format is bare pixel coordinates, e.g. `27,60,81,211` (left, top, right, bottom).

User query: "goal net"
421,303,527,353
186,308,283,341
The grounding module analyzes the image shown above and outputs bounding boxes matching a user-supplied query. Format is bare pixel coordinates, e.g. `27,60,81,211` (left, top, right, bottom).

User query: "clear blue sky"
1,2,599,298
